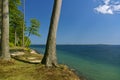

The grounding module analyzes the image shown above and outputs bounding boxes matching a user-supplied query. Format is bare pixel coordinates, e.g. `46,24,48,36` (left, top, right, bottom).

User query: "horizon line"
31,44,120,45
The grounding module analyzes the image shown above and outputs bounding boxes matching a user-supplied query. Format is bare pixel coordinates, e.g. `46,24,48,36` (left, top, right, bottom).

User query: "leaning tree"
41,0,62,67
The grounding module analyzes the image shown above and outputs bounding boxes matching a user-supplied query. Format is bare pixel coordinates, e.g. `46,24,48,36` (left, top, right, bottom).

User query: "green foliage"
9,0,41,47
9,43,14,47
9,0,25,47
25,18,40,47
27,18,41,37
24,36,31,47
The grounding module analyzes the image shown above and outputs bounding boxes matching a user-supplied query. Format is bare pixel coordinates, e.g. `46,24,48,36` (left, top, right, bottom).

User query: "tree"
25,18,40,46
9,0,24,47
1,0,11,60
0,0,2,51
22,0,25,47
41,0,62,67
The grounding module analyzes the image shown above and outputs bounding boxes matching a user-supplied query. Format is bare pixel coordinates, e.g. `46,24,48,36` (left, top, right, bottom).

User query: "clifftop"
0,48,82,80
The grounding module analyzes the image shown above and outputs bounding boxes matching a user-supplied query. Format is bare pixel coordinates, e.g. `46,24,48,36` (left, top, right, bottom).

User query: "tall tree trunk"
0,0,2,52
22,0,25,47
1,0,10,60
41,0,62,67
14,27,16,46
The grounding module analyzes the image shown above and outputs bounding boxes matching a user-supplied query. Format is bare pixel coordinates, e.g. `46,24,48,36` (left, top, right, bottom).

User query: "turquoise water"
30,45,120,80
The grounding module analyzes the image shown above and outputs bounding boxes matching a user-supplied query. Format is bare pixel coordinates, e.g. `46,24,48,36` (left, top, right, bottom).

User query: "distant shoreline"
31,44,120,46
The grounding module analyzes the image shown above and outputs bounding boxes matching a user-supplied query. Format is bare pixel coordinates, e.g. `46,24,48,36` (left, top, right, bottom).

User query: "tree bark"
14,27,16,46
0,0,2,52
22,0,25,47
41,0,62,67
1,0,10,60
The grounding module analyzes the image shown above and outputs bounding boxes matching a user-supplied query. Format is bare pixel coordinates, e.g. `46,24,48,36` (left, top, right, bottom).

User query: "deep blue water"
30,45,120,80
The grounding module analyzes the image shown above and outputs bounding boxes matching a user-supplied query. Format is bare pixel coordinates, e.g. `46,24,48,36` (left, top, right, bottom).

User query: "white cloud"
104,0,110,5
94,0,120,14
95,5,113,14
113,5,120,11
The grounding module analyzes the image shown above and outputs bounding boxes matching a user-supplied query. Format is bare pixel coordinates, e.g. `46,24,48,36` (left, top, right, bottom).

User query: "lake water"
30,45,120,80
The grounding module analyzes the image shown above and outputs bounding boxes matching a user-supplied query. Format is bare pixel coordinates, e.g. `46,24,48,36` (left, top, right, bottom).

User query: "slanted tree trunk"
41,0,62,67
25,28,32,46
1,0,10,60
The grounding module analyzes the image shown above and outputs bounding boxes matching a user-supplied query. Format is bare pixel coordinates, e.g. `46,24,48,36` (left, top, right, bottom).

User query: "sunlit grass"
0,48,80,80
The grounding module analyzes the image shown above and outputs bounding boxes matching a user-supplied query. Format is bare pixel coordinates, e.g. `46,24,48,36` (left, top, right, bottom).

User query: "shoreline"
31,48,87,80
9,48,83,80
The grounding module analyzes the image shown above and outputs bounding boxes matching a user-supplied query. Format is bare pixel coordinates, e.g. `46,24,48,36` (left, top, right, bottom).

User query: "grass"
0,48,80,80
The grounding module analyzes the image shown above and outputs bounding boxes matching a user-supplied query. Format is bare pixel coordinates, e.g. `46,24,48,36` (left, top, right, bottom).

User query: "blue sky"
25,0,120,45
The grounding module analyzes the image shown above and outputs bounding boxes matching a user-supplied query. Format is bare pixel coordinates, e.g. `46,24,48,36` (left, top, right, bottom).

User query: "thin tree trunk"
25,29,32,46
1,0,10,60
14,28,16,46
41,0,62,67
0,0,2,52
22,0,25,47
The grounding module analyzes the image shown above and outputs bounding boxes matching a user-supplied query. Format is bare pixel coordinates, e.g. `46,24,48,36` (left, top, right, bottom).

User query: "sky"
25,0,120,45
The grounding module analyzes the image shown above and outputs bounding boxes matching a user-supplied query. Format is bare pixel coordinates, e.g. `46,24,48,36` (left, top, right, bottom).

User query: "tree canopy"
25,18,40,46
9,0,40,47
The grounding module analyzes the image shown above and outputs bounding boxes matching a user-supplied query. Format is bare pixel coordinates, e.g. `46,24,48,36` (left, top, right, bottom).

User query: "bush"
9,42,14,47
